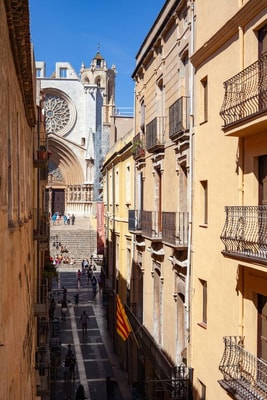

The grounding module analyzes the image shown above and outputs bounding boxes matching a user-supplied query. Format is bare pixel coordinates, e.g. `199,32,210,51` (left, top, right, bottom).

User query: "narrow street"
49,268,131,400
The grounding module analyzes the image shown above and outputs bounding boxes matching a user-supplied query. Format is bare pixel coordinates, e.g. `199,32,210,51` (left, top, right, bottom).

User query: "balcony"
142,211,162,241
128,209,142,233
220,206,267,265
33,208,50,241
220,51,267,136
146,117,165,152
132,133,146,160
219,336,267,399
169,96,190,141
162,212,189,248
34,282,49,317
35,346,50,395
33,139,50,168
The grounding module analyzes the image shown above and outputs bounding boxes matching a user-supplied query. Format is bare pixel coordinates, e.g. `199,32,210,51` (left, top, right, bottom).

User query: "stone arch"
48,136,84,185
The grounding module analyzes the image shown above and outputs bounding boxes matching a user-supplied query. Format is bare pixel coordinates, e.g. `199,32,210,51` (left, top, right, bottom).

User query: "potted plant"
132,139,145,157
37,146,49,160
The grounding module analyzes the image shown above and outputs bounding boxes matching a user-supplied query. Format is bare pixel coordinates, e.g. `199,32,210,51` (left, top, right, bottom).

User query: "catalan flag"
116,294,131,341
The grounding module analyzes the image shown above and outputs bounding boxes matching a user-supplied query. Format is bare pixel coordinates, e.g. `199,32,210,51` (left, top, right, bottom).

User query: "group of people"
51,254,75,265
51,211,76,226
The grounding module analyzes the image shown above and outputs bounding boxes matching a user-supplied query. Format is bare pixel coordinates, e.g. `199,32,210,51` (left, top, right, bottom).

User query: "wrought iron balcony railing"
33,208,50,241
142,210,162,240
128,209,142,232
220,51,267,129
219,336,267,399
169,96,190,140
162,211,189,248
146,116,165,152
220,206,267,263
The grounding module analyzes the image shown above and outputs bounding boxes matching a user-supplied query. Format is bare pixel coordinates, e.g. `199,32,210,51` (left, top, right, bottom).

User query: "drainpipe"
238,25,245,339
185,0,195,355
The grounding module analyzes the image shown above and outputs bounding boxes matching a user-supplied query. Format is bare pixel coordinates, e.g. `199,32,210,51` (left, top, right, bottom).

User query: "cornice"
4,0,36,127
191,0,267,69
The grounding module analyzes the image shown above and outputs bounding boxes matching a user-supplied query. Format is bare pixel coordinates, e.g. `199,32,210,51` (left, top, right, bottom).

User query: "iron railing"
169,96,190,140
220,51,267,128
142,210,162,240
162,212,189,247
220,206,267,262
126,305,193,399
219,336,267,399
146,116,165,152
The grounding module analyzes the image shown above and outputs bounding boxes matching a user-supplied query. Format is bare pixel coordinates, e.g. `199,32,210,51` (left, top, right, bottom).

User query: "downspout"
238,25,245,340
185,0,195,354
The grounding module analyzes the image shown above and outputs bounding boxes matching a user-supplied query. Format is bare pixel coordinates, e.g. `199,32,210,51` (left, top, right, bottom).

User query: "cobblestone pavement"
50,271,132,400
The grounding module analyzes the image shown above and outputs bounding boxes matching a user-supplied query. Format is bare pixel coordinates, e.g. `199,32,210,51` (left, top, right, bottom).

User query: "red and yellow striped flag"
116,294,131,341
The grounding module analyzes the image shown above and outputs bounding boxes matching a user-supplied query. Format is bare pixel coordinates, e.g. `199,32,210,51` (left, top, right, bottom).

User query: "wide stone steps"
50,229,97,265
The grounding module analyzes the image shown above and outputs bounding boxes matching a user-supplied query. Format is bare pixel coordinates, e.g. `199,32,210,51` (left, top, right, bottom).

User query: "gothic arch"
48,136,84,185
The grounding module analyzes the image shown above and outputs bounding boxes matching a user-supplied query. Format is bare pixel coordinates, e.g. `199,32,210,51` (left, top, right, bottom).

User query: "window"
36,68,41,78
140,100,145,132
125,165,131,204
200,76,208,123
200,180,208,225
59,68,67,78
200,279,207,326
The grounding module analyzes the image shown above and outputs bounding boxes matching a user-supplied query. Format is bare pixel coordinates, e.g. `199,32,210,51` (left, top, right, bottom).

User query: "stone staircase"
50,217,97,265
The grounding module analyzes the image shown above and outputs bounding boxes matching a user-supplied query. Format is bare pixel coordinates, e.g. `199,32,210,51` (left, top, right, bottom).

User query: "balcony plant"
132,139,145,157
37,145,50,160
42,263,58,288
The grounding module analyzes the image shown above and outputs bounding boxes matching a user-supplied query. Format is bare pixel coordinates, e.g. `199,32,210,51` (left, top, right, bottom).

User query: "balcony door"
257,294,267,361
259,24,267,55
258,155,267,205
258,25,267,110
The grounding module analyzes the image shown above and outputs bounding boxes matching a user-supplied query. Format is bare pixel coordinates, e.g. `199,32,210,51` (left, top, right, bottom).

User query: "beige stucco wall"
191,0,267,398
0,1,38,399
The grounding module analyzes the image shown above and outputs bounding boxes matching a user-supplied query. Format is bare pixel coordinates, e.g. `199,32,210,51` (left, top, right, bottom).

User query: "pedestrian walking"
91,275,97,297
77,269,81,289
106,376,118,400
75,384,87,400
71,213,75,225
61,298,67,321
79,310,89,335
87,266,93,284
74,293,79,308
69,353,76,381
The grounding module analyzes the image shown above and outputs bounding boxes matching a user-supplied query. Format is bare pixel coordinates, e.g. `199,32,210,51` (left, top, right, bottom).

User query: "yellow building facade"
128,1,194,398
102,126,135,368
191,0,267,399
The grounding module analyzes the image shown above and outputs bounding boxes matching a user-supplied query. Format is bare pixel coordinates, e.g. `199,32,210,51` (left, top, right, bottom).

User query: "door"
258,294,267,361
258,25,267,110
258,155,267,205
53,189,65,215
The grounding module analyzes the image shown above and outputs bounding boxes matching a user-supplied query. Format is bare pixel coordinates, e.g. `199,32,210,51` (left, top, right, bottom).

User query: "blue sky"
29,1,165,109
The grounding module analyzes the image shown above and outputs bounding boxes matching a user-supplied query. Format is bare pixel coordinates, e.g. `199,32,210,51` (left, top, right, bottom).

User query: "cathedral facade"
36,51,116,216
